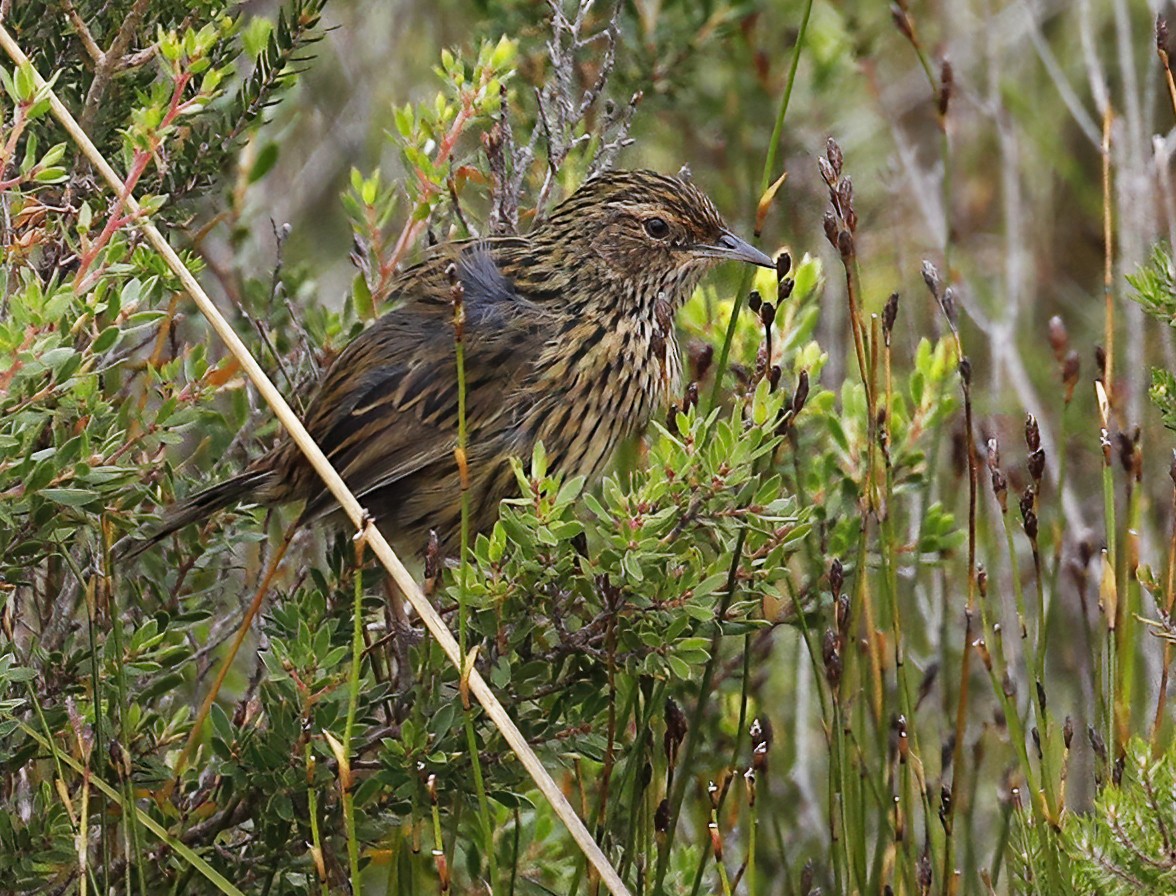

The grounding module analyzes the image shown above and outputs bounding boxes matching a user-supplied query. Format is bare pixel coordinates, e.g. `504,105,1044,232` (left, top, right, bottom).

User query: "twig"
78,0,153,136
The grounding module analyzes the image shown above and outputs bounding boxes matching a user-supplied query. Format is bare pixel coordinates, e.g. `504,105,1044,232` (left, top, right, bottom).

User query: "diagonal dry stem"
0,25,634,896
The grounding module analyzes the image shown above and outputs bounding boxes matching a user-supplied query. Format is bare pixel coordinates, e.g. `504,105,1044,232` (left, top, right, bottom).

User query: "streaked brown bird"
133,169,774,558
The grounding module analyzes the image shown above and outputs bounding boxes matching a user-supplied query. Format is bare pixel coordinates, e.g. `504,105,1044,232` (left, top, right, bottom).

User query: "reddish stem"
73,72,193,293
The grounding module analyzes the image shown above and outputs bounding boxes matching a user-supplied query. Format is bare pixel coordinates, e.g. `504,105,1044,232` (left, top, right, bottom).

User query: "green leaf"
248,142,280,183
39,488,98,507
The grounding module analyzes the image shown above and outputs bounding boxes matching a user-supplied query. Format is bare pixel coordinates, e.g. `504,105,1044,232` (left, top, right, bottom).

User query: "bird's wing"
297,241,550,520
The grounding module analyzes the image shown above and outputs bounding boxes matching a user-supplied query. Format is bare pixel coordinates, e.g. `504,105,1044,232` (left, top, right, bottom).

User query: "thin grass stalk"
18,722,247,896
877,316,923,891
943,343,978,894
829,698,847,896
428,775,451,896
652,525,747,895
1096,382,1119,757
340,544,367,888
1031,531,1048,691
996,506,1031,659
305,744,330,896
707,0,813,410
95,549,147,895
1150,457,1176,756
746,772,758,896
170,527,293,790
82,547,112,890
61,539,144,894
1046,402,1075,603
451,272,498,889
611,680,655,882
1119,459,1143,747
1102,105,1115,412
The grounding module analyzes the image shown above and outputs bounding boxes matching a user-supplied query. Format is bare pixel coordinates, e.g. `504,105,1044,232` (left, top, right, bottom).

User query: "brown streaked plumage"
133,170,774,558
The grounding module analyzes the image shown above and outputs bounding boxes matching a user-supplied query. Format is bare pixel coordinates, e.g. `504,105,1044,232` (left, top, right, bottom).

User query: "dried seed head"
1036,680,1047,714
683,382,699,413
883,292,900,341
958,356,971,386
778,277,795,303
837,177,854,217
752,740,768,773
940,286,957,326
921,260,942,300
1087,725,1108,764
761,301,777,328
990,468,1008,512
1027,448,1045,484
654,799,670,833
1063,715,1074,749
975,638,992,671
1113,755,1125,786
1095,344,1107,378
917,853,933,892
424,529,442,584
793,369,810,416
837,229,854,258
768,365,782,391
829,558,844,597
801,860,815,895
750,716,772,750
1025,413,1041,451
665,698,688,750
1019,488,1037,538
1048,315,1068,359
835,593,850,636
822,629,842,690
748,290,763,314
776,251,792,279
986,437,1000,470
1031,726,1042,759
826,137,843,177
892,5,916,43
938,58,953,118
823,210,839,248
818,155,837,189
1063,350,1080,400
1116,430,1134,476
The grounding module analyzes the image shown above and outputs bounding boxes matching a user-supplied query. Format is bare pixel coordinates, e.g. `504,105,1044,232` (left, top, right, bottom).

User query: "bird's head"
539,169,775,304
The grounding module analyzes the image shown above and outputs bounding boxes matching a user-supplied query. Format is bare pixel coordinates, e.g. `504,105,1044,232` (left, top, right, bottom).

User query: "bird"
130,169,775,559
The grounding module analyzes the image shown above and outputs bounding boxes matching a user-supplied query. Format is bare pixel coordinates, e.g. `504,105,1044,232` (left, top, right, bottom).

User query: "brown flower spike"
134,170,774,557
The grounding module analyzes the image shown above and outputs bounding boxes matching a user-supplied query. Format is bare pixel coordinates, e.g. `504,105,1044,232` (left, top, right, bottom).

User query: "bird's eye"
644,217,670,239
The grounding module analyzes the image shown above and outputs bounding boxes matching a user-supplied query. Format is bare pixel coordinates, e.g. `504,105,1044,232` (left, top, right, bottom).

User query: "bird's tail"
117,469,270,559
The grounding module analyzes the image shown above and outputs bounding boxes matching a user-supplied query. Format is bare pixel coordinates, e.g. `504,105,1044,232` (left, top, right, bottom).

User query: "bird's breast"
529,306,681,483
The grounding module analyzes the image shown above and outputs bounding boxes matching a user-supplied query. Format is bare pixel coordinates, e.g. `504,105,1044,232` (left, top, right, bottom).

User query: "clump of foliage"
1012,736,1176,895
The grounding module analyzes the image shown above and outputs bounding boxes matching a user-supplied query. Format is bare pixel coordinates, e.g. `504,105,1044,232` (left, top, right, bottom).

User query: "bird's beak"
694,230,776,269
